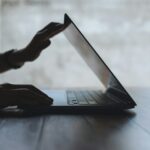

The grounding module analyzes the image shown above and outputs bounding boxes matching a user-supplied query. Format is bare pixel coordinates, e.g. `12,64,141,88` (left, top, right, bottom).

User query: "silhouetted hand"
0,22,65,108
0,83,53,109
21,22,64,61
8,22,64,64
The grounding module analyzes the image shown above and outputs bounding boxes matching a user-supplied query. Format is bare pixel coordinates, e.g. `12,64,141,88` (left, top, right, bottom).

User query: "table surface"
0,87,150,150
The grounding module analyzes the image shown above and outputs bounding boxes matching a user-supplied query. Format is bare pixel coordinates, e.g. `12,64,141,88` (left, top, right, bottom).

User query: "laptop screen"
63,14,122,90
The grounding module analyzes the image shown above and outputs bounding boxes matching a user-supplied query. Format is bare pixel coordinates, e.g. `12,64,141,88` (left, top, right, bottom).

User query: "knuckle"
2,83,11,86
50,22,56,25
28,85,36,90
1,83,13,88
27,84,34,88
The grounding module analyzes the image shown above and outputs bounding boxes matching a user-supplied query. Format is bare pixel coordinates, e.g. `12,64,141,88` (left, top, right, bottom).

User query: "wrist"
4,49,25,69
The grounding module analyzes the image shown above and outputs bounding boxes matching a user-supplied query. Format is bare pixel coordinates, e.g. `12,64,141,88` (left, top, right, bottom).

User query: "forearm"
0,49,25,73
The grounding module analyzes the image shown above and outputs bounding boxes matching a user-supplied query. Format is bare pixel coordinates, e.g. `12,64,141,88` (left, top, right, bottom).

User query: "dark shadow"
65,110,136,150
0,107,136,150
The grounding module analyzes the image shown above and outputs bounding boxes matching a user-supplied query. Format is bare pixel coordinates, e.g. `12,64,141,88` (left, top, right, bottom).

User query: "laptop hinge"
106,87,132,104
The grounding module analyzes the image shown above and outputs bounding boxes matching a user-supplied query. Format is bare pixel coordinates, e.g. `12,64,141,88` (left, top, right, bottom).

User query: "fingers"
46,24,65,38
36,22,64,41
0,84,53,107
39,22,61,32
12,88,53,106
10,84,52,100
1,83,13,89
46,23,64,38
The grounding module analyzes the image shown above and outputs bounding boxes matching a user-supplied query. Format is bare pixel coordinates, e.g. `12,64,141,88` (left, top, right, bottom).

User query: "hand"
8,22,64,64
0,83,53,109
21,22,64,62
22,23,63,61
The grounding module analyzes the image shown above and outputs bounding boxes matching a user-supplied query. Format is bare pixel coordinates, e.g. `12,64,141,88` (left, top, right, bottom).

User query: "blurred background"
0,0,150,89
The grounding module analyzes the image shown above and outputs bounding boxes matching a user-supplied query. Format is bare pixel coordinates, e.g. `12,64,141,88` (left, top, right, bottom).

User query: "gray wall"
0,0,150,89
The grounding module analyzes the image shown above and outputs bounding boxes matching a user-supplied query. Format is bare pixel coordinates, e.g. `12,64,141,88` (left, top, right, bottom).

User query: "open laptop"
22,14,137,114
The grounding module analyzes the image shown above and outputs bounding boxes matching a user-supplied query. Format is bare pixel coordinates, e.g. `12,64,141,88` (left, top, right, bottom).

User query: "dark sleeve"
0,52,12,73
0,50,23,73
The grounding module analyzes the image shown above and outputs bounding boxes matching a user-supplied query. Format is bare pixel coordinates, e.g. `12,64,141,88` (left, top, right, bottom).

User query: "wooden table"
0,87,150,150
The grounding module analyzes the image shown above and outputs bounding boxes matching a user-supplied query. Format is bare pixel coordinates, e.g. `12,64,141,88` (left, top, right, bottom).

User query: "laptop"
22,14,137,114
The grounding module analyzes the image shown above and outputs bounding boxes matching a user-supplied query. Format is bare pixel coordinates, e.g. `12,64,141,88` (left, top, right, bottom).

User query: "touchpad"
42,90,67,106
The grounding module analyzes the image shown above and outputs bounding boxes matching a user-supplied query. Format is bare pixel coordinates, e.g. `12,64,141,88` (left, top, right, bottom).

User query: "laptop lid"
62,14,136,107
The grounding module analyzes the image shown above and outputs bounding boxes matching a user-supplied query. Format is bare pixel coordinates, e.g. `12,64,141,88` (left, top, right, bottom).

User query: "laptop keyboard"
67,90,113,105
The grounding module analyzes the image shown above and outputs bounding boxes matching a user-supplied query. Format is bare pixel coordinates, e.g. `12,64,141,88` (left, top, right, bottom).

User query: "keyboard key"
78,101,88,105
72,99,78,104
67,91,76,99
75,91,88,104
79,91,97,105
87,99,97,105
